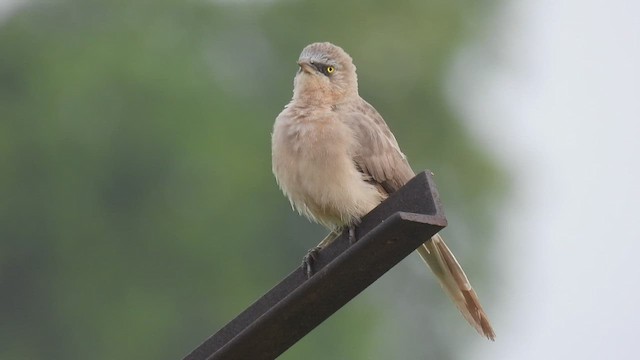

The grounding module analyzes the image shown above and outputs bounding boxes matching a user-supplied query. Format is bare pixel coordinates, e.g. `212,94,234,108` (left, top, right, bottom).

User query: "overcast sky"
450,0,640,358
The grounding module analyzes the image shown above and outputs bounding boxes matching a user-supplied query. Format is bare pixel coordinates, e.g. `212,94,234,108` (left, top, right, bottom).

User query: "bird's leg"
316,230,340,248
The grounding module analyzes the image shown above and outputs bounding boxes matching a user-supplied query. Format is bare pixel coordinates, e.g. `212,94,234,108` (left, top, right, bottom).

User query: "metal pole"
183,171,447,360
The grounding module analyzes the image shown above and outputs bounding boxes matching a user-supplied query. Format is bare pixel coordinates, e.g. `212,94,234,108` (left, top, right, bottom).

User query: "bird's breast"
272,109,384,228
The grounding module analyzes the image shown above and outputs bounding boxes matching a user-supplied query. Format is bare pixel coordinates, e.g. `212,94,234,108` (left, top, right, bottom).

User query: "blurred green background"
0,1,504,359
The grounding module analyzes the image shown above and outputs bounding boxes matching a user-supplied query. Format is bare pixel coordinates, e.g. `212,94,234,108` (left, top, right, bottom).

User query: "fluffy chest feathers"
271,105,384,228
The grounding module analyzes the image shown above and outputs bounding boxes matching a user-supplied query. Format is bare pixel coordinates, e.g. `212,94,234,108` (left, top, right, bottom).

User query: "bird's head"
292,42,359,104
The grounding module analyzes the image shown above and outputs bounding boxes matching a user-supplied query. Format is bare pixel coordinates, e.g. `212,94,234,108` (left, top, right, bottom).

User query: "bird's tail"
416,233,496,340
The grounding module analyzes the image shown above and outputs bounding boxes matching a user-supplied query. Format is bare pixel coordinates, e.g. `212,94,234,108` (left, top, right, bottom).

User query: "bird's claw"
302,246,322,278
348,225,358,245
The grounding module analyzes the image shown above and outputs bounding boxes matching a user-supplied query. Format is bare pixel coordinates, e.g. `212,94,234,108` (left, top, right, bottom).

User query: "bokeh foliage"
0,1,503,359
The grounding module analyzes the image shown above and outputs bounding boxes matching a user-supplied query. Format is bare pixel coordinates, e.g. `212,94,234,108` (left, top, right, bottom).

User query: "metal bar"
182,171,447,360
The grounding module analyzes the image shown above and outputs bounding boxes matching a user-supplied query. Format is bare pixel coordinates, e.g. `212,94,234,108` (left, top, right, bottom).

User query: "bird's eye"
311,62,335,76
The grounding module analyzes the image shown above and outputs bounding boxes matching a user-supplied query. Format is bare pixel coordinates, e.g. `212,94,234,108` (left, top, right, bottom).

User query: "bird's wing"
342,99,496,340
342,99,415,194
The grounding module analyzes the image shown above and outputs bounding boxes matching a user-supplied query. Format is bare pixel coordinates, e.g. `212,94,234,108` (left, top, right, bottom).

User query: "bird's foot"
302,246,322,278
348,224,358,245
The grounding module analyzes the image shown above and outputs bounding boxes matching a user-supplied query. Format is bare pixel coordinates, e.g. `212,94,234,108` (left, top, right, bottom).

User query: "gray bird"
271,42,495,340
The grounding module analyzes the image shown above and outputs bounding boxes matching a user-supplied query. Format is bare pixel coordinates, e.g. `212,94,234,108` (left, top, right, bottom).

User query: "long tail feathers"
416,233,496,341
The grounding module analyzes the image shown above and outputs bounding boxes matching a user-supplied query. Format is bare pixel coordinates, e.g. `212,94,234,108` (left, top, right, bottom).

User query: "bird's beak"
297,60,314,74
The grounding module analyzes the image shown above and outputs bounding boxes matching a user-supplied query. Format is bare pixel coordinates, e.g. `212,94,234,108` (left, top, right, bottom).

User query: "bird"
271,42,495,341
